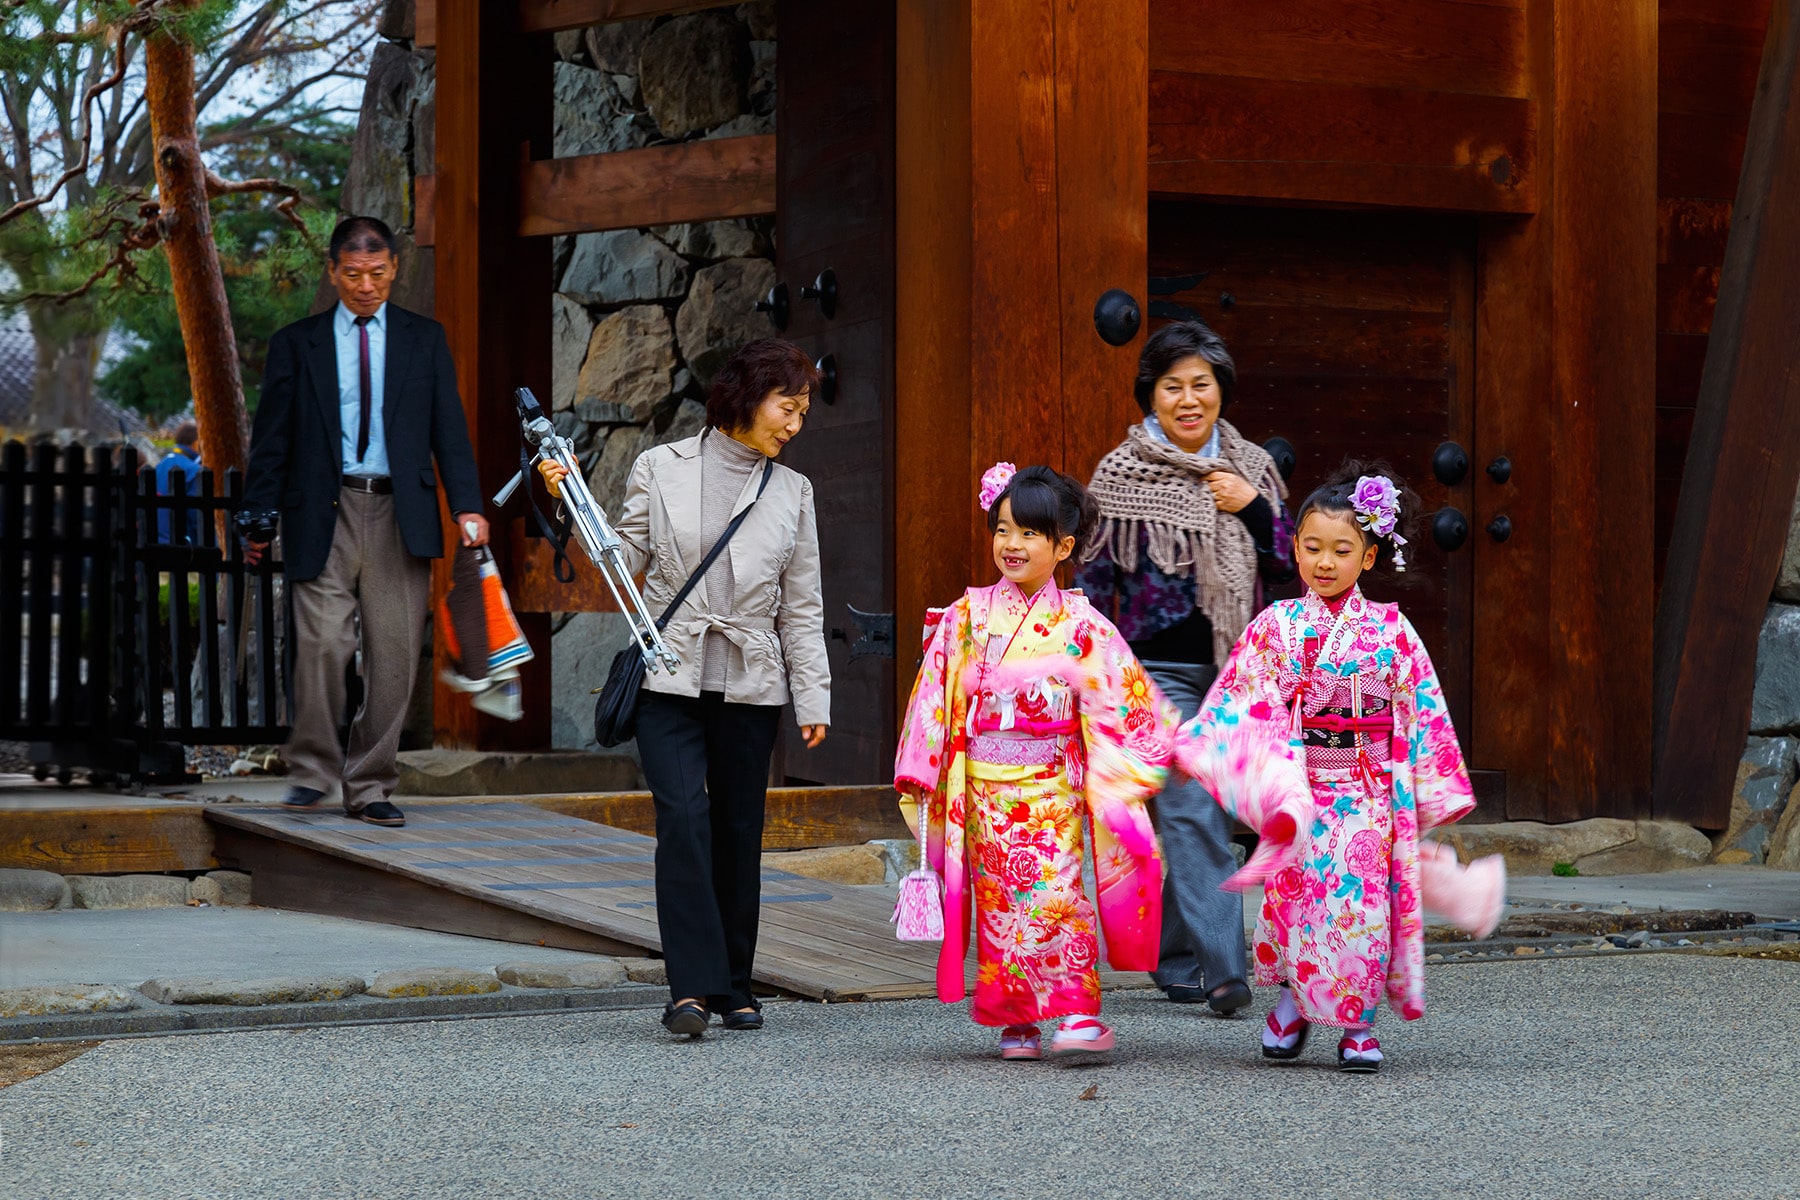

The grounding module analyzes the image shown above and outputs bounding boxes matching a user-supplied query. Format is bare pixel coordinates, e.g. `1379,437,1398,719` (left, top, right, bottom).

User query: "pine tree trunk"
26,318,101,432
144,0,248,475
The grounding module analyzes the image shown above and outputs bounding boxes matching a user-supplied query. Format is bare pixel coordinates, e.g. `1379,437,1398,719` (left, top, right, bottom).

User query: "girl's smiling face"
991,498,1074,595
1296,509,1378,600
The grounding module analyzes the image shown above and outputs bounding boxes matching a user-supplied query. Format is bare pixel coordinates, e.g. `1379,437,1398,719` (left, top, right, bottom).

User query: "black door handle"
1432,507,1469,551
1433,442,1469,487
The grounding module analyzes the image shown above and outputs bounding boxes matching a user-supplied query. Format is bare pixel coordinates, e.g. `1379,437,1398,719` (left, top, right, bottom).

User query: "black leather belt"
342,475,392,494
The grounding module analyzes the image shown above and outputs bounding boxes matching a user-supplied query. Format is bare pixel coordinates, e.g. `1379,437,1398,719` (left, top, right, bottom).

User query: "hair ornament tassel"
978,462,1017,512
1351,474,1407,571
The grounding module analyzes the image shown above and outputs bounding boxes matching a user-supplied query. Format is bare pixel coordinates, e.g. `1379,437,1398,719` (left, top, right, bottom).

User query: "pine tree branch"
0,29,131,227
204,169,312,239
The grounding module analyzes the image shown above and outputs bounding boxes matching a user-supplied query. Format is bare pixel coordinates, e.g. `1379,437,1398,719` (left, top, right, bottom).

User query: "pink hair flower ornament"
1351,474,1408,572
979,462,1017,512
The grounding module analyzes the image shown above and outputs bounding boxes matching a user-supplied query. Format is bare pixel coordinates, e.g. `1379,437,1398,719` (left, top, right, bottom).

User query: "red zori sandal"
1337,1033,1383,1073
1000,1025,1042,1061
1261,1010,1310,1061
1049,1017,1115,1056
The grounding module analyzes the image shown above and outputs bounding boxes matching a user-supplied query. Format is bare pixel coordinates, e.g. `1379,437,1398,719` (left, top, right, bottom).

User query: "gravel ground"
3,955,1796,1200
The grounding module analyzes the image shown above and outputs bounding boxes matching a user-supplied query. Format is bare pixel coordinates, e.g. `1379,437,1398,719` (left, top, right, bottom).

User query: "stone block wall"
546,4,779,752
1724,487,1800,868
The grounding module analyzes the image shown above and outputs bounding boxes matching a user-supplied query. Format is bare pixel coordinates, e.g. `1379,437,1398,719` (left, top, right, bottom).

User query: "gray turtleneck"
699,429,767,691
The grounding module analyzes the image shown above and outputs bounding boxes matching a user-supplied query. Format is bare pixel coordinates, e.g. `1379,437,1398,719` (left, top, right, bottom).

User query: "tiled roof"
0,309,147,436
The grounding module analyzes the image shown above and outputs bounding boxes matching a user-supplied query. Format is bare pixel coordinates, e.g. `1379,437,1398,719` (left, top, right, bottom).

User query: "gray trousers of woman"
1144,661,1248,992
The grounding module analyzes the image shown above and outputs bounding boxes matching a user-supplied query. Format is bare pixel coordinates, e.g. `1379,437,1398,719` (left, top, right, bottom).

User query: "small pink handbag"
893,801,945,942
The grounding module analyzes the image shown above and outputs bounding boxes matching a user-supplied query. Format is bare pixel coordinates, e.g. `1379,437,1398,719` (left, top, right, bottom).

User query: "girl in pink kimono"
1176,461,1477,1073
896,464,1174,1060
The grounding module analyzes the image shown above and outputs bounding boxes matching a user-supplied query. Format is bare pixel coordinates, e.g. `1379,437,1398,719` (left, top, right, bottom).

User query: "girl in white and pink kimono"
1176,460,1499,1074
896,464,1175,1060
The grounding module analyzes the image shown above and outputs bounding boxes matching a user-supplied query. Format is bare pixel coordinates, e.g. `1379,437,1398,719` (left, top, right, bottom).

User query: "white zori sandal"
1049,1016,1115,1056
1000,1025,1042,1061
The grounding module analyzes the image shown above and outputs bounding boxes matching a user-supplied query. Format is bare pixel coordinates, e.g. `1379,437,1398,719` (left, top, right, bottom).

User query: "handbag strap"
655,452,774,631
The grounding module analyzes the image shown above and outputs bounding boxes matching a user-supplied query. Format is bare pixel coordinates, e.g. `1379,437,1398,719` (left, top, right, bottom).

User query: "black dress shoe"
1163,984,1207,1004
281,786,327,808
661,1001,708,1037
353,800,406,827
1207,979,1253,1016
720,1009,764,1031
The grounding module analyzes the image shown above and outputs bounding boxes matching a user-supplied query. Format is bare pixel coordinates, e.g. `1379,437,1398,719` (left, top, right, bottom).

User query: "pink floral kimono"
895,581,1173,1027
1175,587,1475,1027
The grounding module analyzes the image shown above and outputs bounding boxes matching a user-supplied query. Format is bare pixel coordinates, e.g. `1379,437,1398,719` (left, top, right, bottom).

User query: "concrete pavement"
3,954,1795,1200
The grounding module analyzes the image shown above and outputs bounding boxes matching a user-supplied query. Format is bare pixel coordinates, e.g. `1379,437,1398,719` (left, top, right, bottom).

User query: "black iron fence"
0,440,292,782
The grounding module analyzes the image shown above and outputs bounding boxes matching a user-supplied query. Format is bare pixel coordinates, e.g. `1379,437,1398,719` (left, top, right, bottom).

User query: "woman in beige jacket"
552,339,831,1038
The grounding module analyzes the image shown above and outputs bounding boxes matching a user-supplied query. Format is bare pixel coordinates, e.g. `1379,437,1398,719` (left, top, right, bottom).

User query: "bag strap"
655,454,774,631
522,438,577,584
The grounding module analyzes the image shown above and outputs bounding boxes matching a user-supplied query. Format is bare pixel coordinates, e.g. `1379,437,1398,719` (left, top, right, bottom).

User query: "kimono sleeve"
1173,607,1311,889
1073,615,1173,862
1392,612,1476,830
894,596,966,830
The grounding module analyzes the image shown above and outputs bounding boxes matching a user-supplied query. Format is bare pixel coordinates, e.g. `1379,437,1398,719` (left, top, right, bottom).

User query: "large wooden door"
772,0,896,784
1148,202,1477,741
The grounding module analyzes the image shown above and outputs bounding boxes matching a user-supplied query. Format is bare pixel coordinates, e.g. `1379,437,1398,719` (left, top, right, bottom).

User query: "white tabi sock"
1262,984,1306,1050
1058,1015,1105,1041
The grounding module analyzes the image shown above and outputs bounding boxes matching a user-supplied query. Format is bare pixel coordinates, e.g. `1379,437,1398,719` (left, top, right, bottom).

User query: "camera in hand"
235,507,279,544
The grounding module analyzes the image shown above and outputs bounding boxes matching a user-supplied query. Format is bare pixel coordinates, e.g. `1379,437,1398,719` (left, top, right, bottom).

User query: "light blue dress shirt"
335,301,389,477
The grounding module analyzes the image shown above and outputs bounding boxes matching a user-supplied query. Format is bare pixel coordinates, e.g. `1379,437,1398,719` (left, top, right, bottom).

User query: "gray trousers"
285,488,431,811
1145,661,1248,991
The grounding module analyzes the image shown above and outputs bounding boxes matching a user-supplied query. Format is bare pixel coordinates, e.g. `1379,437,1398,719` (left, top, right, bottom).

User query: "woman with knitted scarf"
1074,320,1293,1014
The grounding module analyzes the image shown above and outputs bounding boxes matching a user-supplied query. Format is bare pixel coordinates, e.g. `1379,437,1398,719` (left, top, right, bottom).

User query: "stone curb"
140,975,368,1006
0,982,665,1045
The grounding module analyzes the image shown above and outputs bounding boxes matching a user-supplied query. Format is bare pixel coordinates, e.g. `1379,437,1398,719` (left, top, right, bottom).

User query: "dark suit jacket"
242,304,483,583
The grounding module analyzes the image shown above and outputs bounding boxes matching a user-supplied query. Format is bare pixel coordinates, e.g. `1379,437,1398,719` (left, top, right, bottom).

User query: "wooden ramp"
207,802,941,1002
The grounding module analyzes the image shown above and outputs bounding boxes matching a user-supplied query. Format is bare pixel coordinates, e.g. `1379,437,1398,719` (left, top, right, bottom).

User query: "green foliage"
99,111,351,420
1551,861,1580,877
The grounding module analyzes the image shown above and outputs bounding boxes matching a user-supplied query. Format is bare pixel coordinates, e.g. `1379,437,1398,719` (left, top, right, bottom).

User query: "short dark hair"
173,421,198,446
986,465,1100,558
329,216,398,264
706,339,822,433
1134,320,1236,414
1295,457,1421,576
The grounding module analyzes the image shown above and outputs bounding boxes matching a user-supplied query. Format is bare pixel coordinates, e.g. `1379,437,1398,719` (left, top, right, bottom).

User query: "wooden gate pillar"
1474,0,1658,820
430,0,554,749
895,0,1147,711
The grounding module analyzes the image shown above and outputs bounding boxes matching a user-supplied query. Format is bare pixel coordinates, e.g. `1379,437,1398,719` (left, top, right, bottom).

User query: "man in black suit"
240,216,488,827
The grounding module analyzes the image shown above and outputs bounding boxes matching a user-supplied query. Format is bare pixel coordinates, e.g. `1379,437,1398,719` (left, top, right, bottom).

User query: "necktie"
355,314,373,462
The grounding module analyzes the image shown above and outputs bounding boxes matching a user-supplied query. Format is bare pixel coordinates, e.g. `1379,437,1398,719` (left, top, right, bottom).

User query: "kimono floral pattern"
1175,587,1475,1027
896,581,1174,1025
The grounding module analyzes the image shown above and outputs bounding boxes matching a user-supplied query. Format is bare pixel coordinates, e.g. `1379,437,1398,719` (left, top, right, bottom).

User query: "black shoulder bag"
593,457,773,747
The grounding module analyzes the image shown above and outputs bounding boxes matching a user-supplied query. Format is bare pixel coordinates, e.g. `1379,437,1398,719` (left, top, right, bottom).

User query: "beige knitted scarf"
1083,418,1286,659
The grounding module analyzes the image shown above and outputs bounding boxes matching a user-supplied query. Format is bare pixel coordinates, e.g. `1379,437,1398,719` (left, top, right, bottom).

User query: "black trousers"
636,689,782,1010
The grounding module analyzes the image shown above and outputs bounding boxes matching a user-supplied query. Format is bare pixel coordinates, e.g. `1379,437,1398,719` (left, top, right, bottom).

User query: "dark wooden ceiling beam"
518,135,776,237
1654,0,1800,826
1149,73,1537,214
518,0,725,36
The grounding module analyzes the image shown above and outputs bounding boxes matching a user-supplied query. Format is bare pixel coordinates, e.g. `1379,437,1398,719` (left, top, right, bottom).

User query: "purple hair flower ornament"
979,462,1017,512
1351,474,1408,572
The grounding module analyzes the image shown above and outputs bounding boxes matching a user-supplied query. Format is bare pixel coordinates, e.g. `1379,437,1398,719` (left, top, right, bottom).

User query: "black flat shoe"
661,1001,708,1038
720,1009,764,1031
282,786,327,808
353,800,405,827
1163,984,1207,1004
1207,979,1253,1016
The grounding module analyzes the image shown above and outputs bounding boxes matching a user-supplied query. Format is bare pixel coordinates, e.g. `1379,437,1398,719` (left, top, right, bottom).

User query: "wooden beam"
1654,0,1800,828
1149,73,1537,214
432,0,556,750
1149,0,1529,99
0,803,215,874
519,0,720,36
413,174,435,247
417,0,435,47
517,135,777,237
1056,0,1149,485
1541,0,1659,819
895,0,974,726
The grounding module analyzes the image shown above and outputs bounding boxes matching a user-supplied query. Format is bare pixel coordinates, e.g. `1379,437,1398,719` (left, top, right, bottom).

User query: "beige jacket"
613,433,832,728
